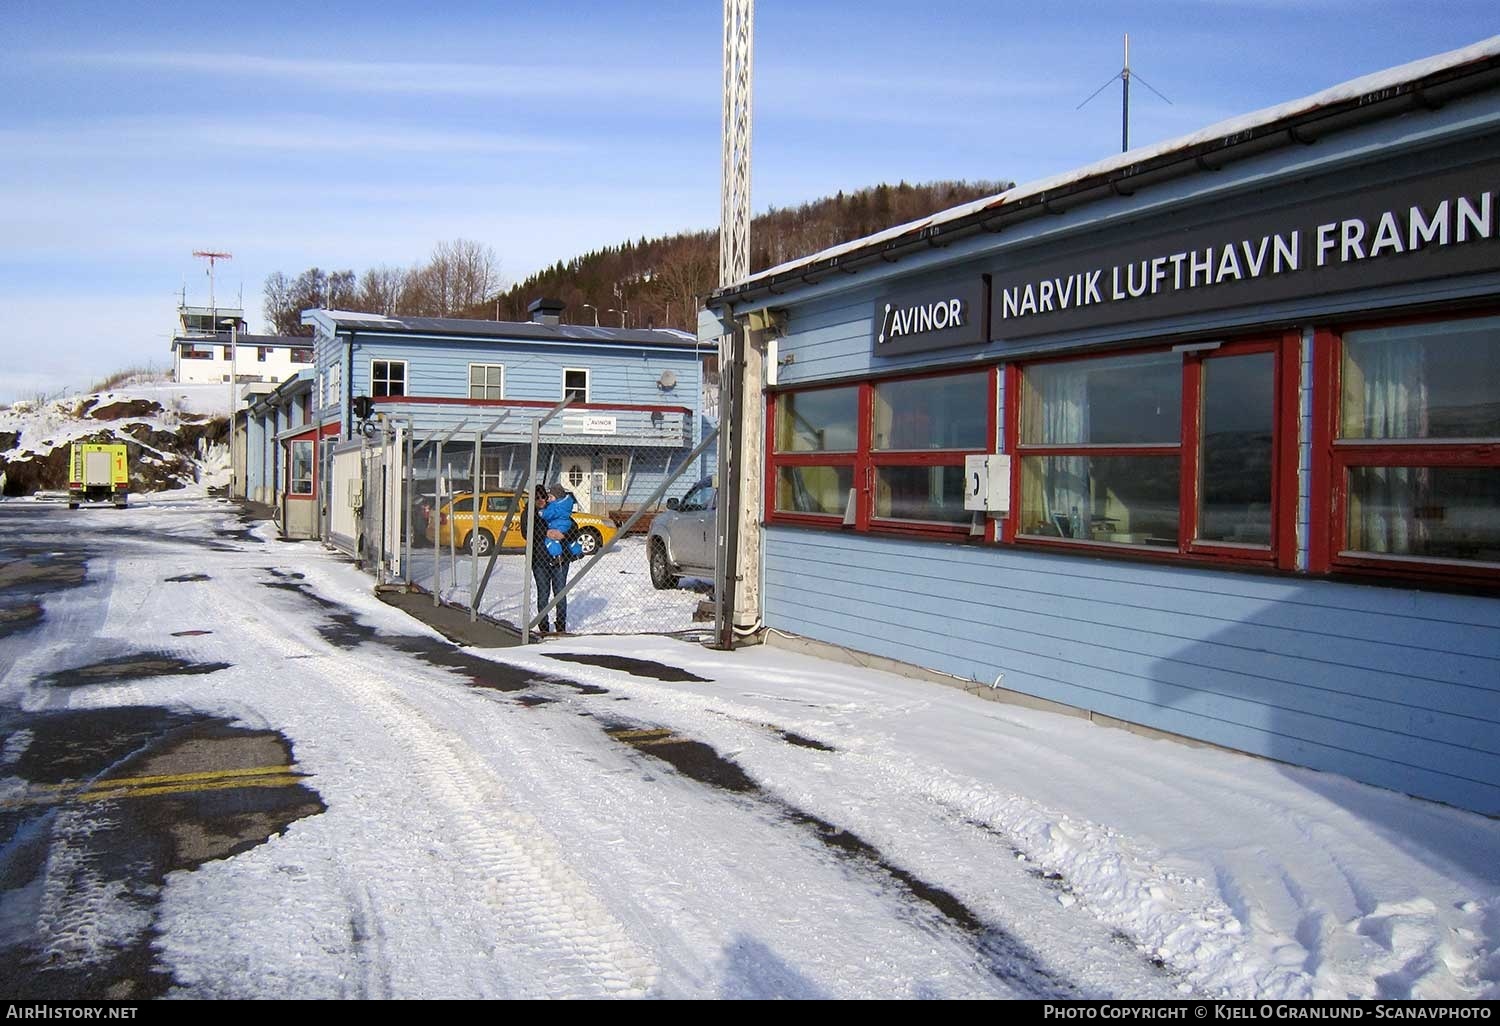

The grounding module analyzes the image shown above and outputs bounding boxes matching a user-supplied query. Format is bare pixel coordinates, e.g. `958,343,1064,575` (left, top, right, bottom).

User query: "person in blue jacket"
535,483,583,633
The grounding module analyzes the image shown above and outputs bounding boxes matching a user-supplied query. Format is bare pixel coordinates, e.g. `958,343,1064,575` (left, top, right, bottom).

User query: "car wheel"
469,529,494,557
649,540,678,590
576,528,603,556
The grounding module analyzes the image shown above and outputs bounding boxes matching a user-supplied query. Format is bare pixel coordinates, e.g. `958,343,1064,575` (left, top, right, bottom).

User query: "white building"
171,304,313,386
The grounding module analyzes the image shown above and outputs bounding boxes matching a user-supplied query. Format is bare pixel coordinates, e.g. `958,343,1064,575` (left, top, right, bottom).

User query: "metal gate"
406,400,719,642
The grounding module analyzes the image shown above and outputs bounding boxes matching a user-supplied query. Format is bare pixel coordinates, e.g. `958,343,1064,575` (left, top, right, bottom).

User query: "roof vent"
527,297,566,325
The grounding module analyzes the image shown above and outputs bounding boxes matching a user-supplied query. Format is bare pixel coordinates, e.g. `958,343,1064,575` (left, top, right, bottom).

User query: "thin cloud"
0,114,580,160
47,50,712,105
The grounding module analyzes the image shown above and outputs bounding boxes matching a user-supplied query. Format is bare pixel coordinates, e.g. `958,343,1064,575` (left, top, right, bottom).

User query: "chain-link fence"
389,401,718,642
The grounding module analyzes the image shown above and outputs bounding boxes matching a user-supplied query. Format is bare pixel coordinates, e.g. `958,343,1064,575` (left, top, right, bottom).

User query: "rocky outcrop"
0,419,227,497
87,399,165,421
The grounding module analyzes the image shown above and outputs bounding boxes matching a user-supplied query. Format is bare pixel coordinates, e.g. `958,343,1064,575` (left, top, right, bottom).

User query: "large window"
1011,337,1295,565
771,385,859,519
767,371,993,532
372,360,406,398
470,363,504,400
1315,314,1500,578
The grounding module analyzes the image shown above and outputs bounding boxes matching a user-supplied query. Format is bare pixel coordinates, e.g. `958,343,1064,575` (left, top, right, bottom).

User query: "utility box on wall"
964,454,1011,514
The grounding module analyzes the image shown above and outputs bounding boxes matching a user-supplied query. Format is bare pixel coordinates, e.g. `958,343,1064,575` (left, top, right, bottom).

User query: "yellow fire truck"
68,442,129,509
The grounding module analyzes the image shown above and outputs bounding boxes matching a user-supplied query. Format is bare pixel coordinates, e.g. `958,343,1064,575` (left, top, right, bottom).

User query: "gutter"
709,52,1500,310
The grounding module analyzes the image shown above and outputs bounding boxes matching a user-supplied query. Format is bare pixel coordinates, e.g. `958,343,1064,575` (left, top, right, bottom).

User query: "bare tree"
426,238,501,316
649,245,716,329
263,271,296,334
262,267,356,335
357,265,410,316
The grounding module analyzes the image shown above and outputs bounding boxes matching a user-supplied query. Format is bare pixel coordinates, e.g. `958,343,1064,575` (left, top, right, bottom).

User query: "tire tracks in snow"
195,573,660,998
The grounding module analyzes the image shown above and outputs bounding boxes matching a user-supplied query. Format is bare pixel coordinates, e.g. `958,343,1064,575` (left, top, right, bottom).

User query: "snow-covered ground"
0,380,227,446
3,496,1497,999
408,534,710,634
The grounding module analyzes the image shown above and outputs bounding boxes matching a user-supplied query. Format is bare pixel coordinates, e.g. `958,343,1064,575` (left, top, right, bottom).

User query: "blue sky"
2,1,1496,402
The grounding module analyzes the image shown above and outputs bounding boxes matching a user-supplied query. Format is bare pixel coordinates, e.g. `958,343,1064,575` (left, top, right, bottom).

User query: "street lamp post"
581,303,600,327
222,317,238,498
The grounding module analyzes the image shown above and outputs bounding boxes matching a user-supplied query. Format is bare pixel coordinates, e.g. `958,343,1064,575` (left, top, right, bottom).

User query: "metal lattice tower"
720,0,754,287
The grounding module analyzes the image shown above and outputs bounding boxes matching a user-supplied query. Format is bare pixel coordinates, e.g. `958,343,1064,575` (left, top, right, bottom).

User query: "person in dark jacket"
524,484,560,634
529,483,578,634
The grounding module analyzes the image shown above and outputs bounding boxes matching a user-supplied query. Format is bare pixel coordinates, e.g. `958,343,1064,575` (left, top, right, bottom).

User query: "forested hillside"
264,180,1010,334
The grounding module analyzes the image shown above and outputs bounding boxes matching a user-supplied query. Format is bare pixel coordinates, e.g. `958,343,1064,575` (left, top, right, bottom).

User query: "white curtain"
1352,340,1429,554
1043,365,1090,537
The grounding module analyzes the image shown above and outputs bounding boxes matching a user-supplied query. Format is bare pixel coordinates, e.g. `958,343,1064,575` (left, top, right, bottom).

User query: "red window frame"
1309,311,1500,586
287,437,315,496
1003,333,1299,569
764,381,860,529
764,368,998,539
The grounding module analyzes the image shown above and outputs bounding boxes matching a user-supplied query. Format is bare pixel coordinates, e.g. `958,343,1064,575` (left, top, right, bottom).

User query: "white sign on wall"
564,415,618,435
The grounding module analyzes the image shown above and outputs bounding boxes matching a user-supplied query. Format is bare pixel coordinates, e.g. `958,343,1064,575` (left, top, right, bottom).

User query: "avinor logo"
879,297,965,344
871,278,988,356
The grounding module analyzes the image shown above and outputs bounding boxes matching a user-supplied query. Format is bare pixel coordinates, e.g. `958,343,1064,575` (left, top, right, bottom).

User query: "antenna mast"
192,249,233,326
720,0,754,287
1077,33,1172,153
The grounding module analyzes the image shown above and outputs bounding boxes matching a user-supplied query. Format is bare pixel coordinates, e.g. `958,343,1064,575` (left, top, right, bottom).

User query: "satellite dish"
657,370,678,390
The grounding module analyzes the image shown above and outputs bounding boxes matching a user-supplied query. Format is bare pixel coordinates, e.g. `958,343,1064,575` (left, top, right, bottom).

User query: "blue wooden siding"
763,526,1500,814
345,334,701,408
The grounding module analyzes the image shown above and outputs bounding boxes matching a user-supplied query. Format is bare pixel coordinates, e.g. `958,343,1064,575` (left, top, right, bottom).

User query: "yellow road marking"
609,728,674,742
33,764,298,793
2,765,307,810
78,774,307,803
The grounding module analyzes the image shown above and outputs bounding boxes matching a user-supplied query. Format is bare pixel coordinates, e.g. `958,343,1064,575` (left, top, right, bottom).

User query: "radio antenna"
1077,33,1172,153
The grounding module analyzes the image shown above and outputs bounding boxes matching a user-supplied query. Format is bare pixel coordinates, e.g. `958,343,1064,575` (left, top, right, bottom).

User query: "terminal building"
707,40,1500,816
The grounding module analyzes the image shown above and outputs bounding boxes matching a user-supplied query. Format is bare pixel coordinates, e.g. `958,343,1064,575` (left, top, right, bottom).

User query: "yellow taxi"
425,491,617,558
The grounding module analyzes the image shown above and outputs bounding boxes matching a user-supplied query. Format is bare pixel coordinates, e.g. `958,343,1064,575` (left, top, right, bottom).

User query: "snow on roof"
725,35,1500,294
305,308,702,348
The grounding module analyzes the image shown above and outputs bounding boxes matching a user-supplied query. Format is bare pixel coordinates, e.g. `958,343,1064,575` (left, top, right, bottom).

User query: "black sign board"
988,157,1500,341
872,277,989,356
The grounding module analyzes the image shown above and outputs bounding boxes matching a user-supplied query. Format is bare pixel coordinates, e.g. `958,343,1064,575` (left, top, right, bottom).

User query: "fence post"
433,449,443,607
470,427,482,621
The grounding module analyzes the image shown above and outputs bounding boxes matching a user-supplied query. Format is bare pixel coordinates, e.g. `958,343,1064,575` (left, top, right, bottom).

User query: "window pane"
1342,317,1500,440
873,373,988,450
1346,466,1500,563
605,458,625,493
679,482,716,511
775,387,858,452
872,465,969,523
485,495,515,513
1199,353,1274,545
775,466,853,516
470,366,485,386
290,442,313,493
1019,455,1179,546
1021,352,1181,445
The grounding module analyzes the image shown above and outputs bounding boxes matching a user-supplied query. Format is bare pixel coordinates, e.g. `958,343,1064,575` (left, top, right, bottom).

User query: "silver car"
647,477,716,589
